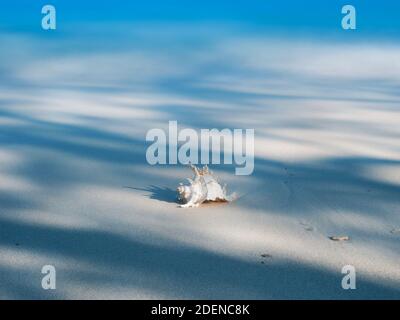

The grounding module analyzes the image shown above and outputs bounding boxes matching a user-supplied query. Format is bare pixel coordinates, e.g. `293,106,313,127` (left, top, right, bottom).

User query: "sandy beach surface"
0,25,399,299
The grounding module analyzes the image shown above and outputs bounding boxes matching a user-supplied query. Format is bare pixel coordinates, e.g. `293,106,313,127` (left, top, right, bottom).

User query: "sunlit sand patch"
0,174,36,192
361,164,400,187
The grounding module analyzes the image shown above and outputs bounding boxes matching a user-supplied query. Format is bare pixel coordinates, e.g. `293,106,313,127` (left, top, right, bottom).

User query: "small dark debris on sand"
260,253,272,265
390,228,400,235
329,236,350,241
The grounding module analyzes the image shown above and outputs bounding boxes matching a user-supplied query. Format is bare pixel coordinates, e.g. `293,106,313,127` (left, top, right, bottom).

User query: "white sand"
0,27,399,299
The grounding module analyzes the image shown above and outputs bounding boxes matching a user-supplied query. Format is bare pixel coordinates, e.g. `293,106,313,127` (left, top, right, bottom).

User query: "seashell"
177,164,236,208
329,235,350,241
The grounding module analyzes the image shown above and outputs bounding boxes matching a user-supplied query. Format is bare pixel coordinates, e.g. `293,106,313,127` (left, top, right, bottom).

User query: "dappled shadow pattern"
1,27,400,299
0,215,399,299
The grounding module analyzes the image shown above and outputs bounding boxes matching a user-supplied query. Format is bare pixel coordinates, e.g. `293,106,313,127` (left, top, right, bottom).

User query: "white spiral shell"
177,164,235,208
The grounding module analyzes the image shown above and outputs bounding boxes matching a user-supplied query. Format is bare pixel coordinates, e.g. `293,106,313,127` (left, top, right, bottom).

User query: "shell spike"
189,163,200,177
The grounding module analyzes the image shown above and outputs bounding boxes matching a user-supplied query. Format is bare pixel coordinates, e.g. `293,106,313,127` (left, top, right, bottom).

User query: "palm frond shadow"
124,185,177,204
